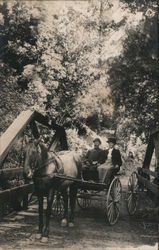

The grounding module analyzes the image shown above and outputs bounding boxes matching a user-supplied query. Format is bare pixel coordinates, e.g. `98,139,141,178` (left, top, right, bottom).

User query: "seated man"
82,138,106,182
98,136,122,183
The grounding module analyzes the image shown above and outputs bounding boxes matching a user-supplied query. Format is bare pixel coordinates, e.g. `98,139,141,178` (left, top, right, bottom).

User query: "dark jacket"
105,148,122,167
85,148,106,164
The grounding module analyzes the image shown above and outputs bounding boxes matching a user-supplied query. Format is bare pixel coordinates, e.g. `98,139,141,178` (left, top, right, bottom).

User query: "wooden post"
142,135,154,169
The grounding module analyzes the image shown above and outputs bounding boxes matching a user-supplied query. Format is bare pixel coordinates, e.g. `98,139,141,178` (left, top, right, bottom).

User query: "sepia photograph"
0,0,158,249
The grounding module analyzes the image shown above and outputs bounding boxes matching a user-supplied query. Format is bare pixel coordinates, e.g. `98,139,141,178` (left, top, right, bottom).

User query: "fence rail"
0,183,34,204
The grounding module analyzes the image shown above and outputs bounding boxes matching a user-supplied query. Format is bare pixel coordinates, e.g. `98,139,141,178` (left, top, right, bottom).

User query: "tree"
35,1,119,128
34,2,108,126
0,1,45,131
1,0,157,144
107,6,158,140
0,1,44,89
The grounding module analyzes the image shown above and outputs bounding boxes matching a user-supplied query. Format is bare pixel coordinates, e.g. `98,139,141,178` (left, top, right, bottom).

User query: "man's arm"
98,149,108,164
82,150,91,167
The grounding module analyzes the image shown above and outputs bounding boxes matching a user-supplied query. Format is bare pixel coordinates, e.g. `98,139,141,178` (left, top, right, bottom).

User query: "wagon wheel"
127,171,139,215
77,190,92,209
106,177,122,225
52,192,64,217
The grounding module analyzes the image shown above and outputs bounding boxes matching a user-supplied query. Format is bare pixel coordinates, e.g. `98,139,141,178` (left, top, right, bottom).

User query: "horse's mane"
39,143,48,161
48,122,68,151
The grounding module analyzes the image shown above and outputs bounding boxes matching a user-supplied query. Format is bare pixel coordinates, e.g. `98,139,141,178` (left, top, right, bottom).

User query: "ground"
0,177,158,250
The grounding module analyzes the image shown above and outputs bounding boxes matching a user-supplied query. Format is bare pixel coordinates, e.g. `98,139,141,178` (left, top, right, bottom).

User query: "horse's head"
24,139,44,179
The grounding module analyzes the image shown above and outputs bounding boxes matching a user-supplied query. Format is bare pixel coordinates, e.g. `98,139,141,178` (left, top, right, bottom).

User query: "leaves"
107,11,158,140
0,0,158,145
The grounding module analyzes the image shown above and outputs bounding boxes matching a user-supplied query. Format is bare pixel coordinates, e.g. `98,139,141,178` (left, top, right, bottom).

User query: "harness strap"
35,155,64,174
49,151,64,173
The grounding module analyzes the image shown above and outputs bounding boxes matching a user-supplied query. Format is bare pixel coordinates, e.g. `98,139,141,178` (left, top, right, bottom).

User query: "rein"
36,157,57,170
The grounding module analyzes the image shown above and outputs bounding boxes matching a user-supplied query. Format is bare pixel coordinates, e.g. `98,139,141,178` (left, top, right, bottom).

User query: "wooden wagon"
126,127,159,215
0,110,122,225
51,170,122,226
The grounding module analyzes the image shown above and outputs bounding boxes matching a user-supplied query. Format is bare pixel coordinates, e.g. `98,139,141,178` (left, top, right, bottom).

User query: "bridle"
29,141,63,176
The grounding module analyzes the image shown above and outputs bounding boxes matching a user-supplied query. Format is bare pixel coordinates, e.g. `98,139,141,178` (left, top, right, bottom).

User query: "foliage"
0,0,158,147
66,125,108,155
120,0,157,14
107,5,158,141
34,2,112,126
0,1,45,131
0,2,43,74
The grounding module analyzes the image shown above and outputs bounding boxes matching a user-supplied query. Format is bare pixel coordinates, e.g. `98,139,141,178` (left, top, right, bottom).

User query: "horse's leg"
36,195,44,239
61,189,68,227
43,188,54,239
68,184,77,227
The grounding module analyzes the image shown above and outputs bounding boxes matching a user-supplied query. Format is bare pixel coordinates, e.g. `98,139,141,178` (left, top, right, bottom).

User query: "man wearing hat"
82,138,106,181
85,138,106,164
97,136,122,183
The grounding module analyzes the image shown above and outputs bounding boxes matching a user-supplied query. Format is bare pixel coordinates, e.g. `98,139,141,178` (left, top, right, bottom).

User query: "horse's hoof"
61,218,67,227
68,222,74,228
35,233,42,240
41,236,49,243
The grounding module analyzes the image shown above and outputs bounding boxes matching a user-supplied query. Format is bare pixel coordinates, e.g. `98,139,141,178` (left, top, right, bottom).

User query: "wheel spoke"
128,193,133,206
110,203,115,223
77,190,92,209
112,204,117,222
107,201,113,210
112,180,121,202
107,178,122,225
107,202,113,217
114,203,119,214
52,194,64,216
128,193,136,214
108,203,114,223
112,205,116,223
108,193,113,202
116,190,121,201
114,204,119,222
107,203,114,220
127,172,138,215
114,185,121,201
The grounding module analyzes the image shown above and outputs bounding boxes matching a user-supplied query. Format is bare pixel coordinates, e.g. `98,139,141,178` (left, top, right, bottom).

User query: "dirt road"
0,186,158,250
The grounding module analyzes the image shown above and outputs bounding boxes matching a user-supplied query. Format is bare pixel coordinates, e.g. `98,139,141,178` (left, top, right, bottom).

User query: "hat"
107,137,116,144
93,138,101,144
